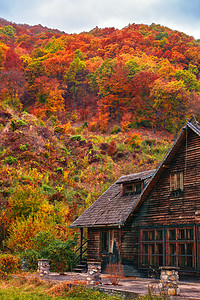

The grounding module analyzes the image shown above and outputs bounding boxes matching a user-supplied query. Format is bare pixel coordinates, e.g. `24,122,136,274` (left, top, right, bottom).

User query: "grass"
0,274,168,300
0,277,121,300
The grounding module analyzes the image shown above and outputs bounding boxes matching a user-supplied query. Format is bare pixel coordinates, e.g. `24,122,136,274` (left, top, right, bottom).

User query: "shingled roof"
115,169,155,184
70,169,155,228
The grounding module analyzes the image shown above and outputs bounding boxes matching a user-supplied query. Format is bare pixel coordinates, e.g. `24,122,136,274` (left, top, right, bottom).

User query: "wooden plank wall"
136,129,200,227
87,228,101,261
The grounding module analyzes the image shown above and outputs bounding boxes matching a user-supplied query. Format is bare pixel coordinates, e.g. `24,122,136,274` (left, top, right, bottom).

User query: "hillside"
0,103,172,263
0,18,200,134
0,18,197,271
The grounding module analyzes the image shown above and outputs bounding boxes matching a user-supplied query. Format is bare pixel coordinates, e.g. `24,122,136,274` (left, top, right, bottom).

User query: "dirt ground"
48,272,200,299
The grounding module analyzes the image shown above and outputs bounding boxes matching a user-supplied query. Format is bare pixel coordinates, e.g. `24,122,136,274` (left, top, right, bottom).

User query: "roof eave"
69,222,124,229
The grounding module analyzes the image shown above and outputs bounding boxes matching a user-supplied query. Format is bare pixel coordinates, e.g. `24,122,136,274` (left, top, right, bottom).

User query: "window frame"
123,181,143,196
139,225,196,272
170,171,184,193
101,230,114,255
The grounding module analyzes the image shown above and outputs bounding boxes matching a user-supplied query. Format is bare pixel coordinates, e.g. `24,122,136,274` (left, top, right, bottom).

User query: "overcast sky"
1,0,200,39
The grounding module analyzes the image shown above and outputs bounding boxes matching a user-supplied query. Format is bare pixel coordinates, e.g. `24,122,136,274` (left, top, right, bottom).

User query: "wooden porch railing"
74,239,88,264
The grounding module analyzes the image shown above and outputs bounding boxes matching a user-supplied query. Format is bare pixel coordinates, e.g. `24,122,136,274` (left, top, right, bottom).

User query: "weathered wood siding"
134,128,200,227
118,128,200,271
87,228,101,261
87,227,122,263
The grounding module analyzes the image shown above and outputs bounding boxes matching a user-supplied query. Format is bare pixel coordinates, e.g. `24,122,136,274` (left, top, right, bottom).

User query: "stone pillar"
159,266,180,296
38,259,50,279
21,258,28,271
87,261,101,285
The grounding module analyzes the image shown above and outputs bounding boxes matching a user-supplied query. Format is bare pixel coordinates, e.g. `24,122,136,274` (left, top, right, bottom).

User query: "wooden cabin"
70,121,200,276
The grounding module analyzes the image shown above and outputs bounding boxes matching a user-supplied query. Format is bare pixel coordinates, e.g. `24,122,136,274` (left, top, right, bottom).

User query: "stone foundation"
87,261,101,285
38,259,50,279
159,267,180,296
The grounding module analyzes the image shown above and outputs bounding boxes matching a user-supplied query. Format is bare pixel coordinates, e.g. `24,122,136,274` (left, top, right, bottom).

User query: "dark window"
157,243,164,267
179,229,185,240
135,183,142,193
140,229,164,268
142,230,149,241
168,244,176,266
169,229,176,240
140,226,195,271
149,230,155,241
167,227,195,269
156,230,163,240
123,182,142,195
124,184,133,194
102,231,109,253
186,228,193,240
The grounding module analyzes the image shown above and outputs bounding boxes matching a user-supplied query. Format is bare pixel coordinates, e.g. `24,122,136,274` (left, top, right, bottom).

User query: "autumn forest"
0,17,200,273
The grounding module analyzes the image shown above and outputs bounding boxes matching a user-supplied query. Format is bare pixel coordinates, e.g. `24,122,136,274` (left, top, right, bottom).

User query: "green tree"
175,69,200,92
65,49,86,110
7,185,43,219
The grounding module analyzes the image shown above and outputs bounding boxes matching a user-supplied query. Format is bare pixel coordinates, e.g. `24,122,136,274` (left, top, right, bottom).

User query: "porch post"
80,227,83,264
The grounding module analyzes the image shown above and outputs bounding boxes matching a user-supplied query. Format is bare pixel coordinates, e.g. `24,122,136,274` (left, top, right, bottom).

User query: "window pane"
180,172,184,190
149,231,155,240
169,229,176,240
186,228,193,240
142,255,148,266
149,244,155,266
142,231,149,241
179,244,186,267
156,230,163,240
135,183,142,193
143,244,148,254
176,173,180,189
124,184,133,194
170,172,184,191
179,229,185,240
174,173,178,190
157,244,163,266
168,244,176,267
102,232,109,253
170,174,175,191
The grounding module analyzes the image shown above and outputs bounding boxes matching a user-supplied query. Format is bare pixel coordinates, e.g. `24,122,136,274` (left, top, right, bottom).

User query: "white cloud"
0,0,200,38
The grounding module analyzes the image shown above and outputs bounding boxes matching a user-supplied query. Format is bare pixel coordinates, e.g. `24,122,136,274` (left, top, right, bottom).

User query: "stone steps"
73,260,87,273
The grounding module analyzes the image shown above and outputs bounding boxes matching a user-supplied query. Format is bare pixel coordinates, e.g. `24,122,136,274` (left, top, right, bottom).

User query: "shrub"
88,121,98,132
108,141,117,156
110,125,121,134
8,185,42,219
17,119,27,127
10,119,27,131
54,167,64,174
0,253,20,273
31,232,78,274
42,184,54,194
3,156,17,165
40,238,77,273
70,134,86,142
20,249,41,271
120,113,132,132
19,144,29,151
32,231,56,253
126,133,142,149
50,284,120,299
106,262,124,285
43,151,50,158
